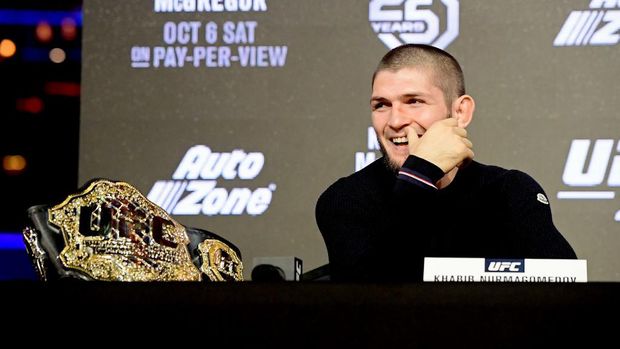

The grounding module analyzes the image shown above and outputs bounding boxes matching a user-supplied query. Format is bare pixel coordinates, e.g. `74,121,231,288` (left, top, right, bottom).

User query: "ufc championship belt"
22,179,243,281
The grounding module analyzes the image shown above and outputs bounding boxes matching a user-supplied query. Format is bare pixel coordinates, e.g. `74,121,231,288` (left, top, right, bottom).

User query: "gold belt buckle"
48,179,202,281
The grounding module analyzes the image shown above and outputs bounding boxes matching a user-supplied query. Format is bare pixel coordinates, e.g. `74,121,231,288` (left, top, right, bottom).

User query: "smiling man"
315,44,576,282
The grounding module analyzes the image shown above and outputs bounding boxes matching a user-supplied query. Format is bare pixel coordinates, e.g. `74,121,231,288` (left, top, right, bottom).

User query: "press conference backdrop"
80,0,620,281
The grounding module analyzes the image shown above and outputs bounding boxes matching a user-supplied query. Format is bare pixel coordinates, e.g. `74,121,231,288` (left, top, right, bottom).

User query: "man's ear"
452,95,475,128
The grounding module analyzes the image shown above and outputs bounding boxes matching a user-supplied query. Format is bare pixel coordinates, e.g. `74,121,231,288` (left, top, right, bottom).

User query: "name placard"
423,258,587,282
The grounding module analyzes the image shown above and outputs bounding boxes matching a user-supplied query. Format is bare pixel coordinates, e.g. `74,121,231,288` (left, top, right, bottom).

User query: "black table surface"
2,281,617,346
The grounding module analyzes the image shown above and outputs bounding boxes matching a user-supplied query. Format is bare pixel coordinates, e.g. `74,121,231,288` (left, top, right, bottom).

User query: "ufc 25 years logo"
369,0,459,49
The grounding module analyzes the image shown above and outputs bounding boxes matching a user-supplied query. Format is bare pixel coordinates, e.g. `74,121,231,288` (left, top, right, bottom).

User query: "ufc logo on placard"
485,259,524,273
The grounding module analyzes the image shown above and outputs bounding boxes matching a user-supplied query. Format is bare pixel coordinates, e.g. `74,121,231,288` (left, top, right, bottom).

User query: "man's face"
371,67,451,171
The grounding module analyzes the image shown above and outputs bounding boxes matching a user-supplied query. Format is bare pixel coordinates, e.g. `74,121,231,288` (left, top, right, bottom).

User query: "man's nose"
387,103,410,130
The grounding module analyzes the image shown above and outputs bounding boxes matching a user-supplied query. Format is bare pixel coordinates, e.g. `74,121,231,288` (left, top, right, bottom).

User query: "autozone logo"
557,139,620,222
485,259,525,273
147,145,276,216
369,0,459,49
554,0,620,46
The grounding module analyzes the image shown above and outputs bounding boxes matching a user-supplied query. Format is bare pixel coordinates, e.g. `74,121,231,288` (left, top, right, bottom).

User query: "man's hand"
406,118,474,173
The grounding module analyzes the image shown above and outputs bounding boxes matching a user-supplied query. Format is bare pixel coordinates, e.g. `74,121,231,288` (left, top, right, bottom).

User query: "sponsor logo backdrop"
81,0,620,280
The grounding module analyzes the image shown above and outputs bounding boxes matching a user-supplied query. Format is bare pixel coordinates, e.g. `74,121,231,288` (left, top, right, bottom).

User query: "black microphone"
251,256,303,281
251,264,286,281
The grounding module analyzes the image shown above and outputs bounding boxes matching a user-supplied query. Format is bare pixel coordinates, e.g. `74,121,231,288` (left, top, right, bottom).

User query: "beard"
378,137,401,174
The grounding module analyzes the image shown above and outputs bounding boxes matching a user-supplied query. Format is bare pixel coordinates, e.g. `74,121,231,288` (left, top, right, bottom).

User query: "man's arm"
315,156,445,281
496,170,577,259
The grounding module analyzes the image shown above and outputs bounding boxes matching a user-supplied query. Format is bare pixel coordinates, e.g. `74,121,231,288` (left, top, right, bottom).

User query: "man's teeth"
391,137,408,145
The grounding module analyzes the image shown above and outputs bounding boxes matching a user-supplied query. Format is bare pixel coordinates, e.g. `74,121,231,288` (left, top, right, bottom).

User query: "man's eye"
372,103,385,110
407,99,420,104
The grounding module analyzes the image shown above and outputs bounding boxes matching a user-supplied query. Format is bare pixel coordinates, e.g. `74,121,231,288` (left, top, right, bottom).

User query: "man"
315,44,576,282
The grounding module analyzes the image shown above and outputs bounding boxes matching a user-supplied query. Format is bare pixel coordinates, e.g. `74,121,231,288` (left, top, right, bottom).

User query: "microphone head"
251,264,286,281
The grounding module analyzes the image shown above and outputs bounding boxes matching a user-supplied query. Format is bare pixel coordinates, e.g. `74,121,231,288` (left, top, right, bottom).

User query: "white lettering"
368,127,380,150
238,46,287,67
562,139,614,186
487,261,500,271
205,46,217,67
204,21,218,44
239,0,252,11
154,0,173,12
222,21,257,44
163,181,275,215
202,187,228,215
220,188,251,215
211,0,224,11
238,152,264,179
401,0,440,43
131,46,150,61
175,46,187,66
163,22,176,44
608,141,620,186
224,0,238,11
268,46,287,66
356,152,376,171
246,187,272,215
197,0,210,10
253,0,267,11
257,46,269,67
192,46,233,67
509,262,521,272
193,47,206,67
200,153,230,179
487,261,521,272
369,0,459,49
173,180,216,214
589,11,620,45
218,46,232,67
222,150,246,179
151,46,187,68
183,0,196,11
153,0,266,12
371,21,426,33
154,0,197,12
152,47,165,67
172,146,265,180
173,145,211,179
163,22,201,44
369,0,404,21
590,0,620,9
157,145,274,216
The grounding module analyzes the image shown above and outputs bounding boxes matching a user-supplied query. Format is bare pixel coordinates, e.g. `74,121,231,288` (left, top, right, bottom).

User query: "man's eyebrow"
401,92,428,98
370,92,428,102
370,96,388,103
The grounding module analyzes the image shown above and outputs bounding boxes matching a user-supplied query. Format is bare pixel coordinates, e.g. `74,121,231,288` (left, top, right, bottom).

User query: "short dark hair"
372,44,466,107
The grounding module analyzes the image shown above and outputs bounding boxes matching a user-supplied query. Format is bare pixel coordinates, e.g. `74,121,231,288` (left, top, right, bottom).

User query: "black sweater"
315,156,577,282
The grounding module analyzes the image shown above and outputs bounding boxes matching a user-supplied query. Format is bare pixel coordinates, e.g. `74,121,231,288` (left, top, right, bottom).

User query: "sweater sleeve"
397,155,445,191
496,170,577,259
